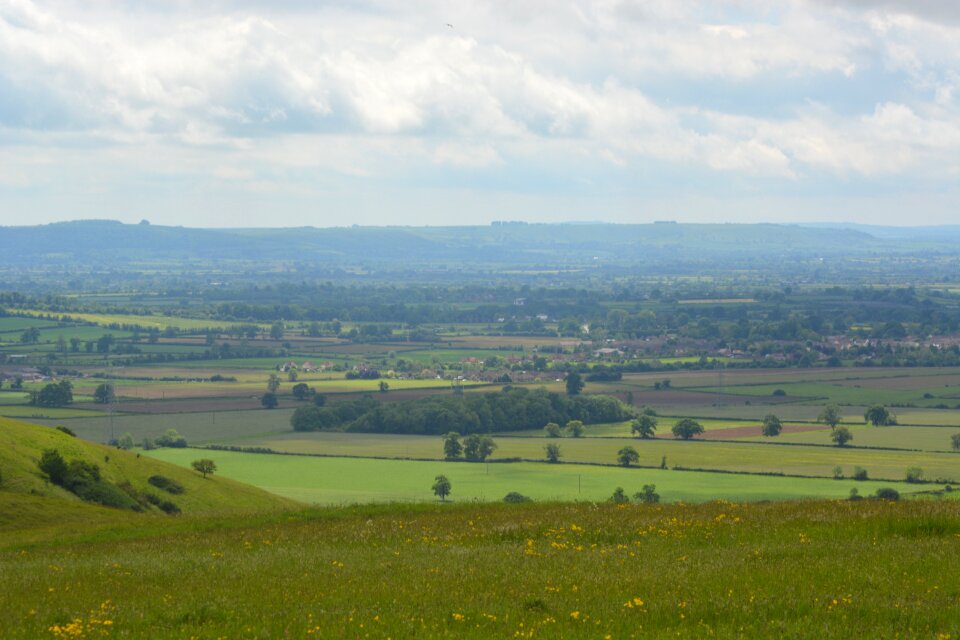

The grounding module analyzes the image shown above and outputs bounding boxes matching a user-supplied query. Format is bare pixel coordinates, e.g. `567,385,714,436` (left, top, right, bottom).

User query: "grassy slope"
2,499,960,638
0,417,298,531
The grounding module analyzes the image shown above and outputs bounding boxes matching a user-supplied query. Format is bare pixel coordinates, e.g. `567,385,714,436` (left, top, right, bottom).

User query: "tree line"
290,387,635,435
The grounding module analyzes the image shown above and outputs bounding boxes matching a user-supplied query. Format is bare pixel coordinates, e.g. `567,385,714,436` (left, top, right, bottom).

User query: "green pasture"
745,424,960,452
618,367,960,390
210,430,960,483
144,448,928,505
12,309,254,331
537,418,808,437
0,406,107,419
0,317,62,332
653,403,959,425
33,409,294,444
0,392,31,405
32,325,136,342
691,382,958,407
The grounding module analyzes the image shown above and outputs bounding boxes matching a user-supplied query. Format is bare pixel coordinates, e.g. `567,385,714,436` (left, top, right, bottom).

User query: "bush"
71,479,141,510
633,484,660,504
610,487,629,503
905,467,924,483
503,492,532,503
148,475,185,494
155,429,187,448
848,488,862,501
116,433,135,450
38,449,68,485
143,493,180,513
55,426,77,437
874,487,900,501
832,465,844,480
852,466,868,481
772,389,786,397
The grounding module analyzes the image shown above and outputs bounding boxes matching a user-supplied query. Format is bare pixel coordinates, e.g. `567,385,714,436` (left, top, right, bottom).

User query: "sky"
0,0,958,228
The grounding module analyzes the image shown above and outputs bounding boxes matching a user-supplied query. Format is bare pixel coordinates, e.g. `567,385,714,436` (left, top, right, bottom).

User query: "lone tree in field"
617,446,640,467
378,380,389,393
191,459,217,479
817,404,843,429
565,420,585,438
864,405,895,426
565,371,584,396
292,383,312,401
544,443,562,463
261,392,279,409
952,433,960,451
543,422,562,438
631,415,657,439
761,414,782,437
672,418,704,440
831,426,853,447
267,373,281,394
463,434,497,462
432,475,452,502
442,432,463,460
93,383,115,404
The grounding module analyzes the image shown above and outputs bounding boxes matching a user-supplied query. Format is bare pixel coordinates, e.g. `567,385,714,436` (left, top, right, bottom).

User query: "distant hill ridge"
0,220,895,266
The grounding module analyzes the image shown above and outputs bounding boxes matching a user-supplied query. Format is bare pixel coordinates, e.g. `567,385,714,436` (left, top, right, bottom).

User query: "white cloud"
0,0,958,225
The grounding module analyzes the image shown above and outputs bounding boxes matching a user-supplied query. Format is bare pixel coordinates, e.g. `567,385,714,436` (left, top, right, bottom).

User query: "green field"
0,406,107,419
744,424,960,452
34,409,295,444
12,309,255,331
144,448,937,504
0,317,63,333
206,429,960,483
692,382,960,407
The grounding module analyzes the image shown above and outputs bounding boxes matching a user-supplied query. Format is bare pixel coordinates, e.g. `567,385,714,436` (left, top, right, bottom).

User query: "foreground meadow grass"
2,499,960,638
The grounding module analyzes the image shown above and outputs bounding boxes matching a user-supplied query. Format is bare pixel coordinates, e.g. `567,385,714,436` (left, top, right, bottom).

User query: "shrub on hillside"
148,475,185,494
38,451,141,510
503,492,532,503
144,493,181,514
